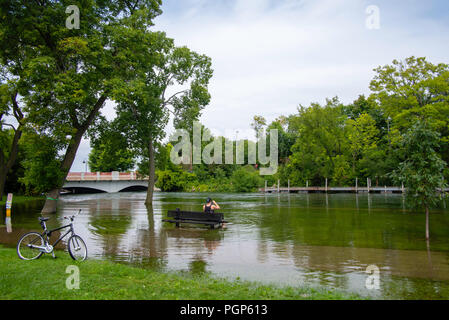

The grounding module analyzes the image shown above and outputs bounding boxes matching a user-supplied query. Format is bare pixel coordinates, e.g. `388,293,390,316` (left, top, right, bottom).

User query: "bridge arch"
63,187,108,194
119,185,148,192
63,179,151,194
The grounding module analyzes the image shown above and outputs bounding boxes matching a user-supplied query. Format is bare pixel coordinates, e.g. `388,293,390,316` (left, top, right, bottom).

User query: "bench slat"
163,219,221,226
167,210,223,222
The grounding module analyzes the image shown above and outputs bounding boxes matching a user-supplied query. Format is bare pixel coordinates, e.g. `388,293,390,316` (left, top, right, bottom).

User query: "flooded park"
2,192,449,300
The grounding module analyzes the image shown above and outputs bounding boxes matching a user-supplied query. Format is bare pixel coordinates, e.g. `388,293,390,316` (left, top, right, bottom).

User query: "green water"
1,192,449,299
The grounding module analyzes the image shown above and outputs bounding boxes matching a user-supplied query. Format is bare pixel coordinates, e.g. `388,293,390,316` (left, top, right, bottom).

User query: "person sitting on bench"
203,198,220,213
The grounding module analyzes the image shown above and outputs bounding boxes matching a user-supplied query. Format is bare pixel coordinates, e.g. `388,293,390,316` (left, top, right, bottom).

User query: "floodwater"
1,192,449,300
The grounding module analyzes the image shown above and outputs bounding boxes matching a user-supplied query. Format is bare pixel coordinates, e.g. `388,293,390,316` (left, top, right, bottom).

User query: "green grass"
0,195,45,206
0,246,364,300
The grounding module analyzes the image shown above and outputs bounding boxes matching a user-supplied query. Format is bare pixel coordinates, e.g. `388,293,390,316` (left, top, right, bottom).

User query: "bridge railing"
66,172,147,181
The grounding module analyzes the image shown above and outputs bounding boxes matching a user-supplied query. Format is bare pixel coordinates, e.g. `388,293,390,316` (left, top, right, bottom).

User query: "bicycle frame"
44,223,75,248
28,222,75,253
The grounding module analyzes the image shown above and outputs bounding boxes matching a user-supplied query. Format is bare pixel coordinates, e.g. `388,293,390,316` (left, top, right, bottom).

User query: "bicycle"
17,209,88,261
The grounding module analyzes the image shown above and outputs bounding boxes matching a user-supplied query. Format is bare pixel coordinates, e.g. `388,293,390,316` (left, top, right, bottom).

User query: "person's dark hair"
206,197,212,203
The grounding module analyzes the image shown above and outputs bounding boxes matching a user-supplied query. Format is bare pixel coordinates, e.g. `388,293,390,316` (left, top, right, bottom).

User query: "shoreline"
0,246,363,300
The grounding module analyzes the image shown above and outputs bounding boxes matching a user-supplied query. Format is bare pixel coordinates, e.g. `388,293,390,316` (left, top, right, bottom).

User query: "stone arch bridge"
63,172,158,194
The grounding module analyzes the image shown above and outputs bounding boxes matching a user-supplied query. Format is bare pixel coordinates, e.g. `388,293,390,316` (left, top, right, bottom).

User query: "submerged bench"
163,209,227,229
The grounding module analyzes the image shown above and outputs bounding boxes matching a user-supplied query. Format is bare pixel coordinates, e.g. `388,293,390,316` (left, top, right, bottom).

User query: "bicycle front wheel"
17,232,44,260
67,235,87,261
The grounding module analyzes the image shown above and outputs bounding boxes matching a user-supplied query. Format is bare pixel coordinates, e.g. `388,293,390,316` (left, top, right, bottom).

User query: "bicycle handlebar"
64,209,82,221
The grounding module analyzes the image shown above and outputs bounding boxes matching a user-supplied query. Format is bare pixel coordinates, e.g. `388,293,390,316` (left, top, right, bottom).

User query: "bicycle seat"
39,217,50,222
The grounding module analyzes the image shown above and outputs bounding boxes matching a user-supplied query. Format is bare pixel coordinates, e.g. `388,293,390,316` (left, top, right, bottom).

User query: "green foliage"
231,166,263,193
88,120,135,172
156,169,196,192
251,115,267,139
0,0,164,199
288,97,349,185
346,113,384,178
112,32,213,203
0,129,13,161
279,57,449,188
331,155,351,186
267,117,295,163
370,56,449,163
19,133,65,195
390,121,447,209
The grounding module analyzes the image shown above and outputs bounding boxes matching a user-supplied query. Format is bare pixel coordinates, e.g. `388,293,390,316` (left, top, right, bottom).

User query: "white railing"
66,172,146,181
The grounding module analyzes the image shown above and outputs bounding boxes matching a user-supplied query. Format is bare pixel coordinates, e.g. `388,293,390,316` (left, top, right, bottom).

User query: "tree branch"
163,89,188,107
80,95,108,132
2,123,17,131
11,91,24,122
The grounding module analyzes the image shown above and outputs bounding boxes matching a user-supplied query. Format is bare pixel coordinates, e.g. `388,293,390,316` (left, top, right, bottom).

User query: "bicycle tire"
67,235,87,261
17,232,44,260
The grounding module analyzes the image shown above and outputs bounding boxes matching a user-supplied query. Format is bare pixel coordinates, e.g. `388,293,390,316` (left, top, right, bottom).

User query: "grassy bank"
0,246,363,300
0,195,45,206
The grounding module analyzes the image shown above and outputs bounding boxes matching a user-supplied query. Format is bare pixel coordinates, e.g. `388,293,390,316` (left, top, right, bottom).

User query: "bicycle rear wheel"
67,235,87,261
17,232,44,260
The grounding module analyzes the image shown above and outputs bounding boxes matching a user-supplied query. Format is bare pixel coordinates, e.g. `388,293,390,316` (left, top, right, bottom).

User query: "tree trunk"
41,130,84,213
145,136,156,205
0,125,23,201
0,168,7,201
425,206,430,241
41,96,107,214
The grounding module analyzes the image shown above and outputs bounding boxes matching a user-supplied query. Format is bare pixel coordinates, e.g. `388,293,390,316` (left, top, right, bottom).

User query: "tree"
370,56,449,164
88,119,135,172
0,82,24,200
390,121,447,241
251,115,267,140
115,35,213,205
346,113,381,178
0,0,163,213
288,97,349,185
231,166,263,193
267,117,295,164
19,132,65,196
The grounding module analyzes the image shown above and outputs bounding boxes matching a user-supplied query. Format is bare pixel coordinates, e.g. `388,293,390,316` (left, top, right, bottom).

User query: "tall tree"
346,113,381,178
0,82,23,200
267,117,295,164
0,0,163,212
251,115,267,140
370,56,449,164
289,97,348,185
19,131,66,196
391,121,447,241
114,35,213,205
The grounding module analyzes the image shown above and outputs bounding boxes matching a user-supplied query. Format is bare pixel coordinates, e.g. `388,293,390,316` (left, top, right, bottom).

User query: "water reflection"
5,217,12,233
1,192,449,299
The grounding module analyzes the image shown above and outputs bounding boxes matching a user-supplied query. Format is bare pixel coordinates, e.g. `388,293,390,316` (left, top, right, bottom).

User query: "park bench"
163,209,227,229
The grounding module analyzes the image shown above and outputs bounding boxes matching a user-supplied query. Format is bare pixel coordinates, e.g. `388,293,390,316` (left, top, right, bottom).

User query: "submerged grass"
0,195,45,206
0,246,364,300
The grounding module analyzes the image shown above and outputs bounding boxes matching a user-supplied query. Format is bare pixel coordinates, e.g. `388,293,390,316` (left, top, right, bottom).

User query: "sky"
71,0,449,172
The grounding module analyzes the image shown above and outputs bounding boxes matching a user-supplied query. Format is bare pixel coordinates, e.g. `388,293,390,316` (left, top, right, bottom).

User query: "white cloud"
151,0,449,136
71,0,449,171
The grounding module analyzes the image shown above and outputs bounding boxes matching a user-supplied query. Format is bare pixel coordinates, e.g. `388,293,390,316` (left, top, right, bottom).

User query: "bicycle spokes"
17,233,44,260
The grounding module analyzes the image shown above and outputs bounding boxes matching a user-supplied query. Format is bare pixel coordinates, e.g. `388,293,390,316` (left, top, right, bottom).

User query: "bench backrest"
168,210,224,222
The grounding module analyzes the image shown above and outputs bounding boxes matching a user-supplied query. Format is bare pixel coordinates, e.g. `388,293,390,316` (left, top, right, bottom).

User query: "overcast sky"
71,0,449,172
